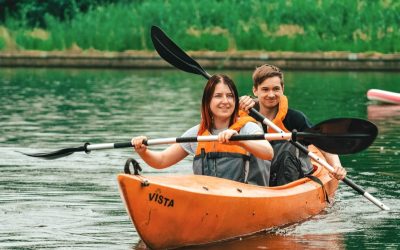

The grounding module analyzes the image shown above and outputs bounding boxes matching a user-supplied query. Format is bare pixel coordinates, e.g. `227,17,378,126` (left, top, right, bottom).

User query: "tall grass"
1,0,399,53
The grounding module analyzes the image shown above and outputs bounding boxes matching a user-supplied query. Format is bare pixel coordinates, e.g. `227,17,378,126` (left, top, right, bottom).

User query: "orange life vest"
195,114,256,156
192,115,267,184
267,95,290,133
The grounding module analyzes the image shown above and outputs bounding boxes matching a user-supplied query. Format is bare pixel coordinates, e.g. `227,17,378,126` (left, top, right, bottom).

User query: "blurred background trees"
0,0,399,53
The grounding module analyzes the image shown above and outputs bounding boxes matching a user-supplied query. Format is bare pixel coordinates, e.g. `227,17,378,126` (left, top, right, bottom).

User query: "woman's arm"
132,136,188,169
237,139,274,160
217,129,274,160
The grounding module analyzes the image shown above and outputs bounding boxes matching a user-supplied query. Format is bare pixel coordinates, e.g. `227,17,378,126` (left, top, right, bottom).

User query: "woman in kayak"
132,74,273,185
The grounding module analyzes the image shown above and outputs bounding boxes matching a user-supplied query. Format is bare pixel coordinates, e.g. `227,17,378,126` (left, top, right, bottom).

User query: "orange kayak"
117,147,338,249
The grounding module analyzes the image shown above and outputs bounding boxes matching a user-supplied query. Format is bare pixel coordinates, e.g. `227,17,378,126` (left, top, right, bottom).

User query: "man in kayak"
132,74,273,186
239,64,347,186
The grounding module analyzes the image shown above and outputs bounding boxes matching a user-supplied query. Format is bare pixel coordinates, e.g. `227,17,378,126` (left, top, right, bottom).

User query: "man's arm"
320,150,347,180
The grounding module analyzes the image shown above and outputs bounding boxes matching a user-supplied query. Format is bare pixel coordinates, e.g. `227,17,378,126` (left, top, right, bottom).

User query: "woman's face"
210,82,235,120
253,76,284,110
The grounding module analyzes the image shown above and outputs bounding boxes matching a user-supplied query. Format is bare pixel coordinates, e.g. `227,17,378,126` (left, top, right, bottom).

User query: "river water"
1,68,399,249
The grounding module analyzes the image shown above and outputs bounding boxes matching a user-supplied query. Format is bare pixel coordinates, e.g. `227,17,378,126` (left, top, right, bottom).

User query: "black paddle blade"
151,25,211,80
20,145,86,160
303,118,378,154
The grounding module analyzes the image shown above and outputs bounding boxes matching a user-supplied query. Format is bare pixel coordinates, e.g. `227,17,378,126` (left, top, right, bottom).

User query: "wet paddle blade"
19,146,85,160
151,26,211,80
304,118,378,154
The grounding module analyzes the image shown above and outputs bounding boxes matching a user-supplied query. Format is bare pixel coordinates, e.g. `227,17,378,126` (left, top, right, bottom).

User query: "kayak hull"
117,147,338,249
367,89,400,104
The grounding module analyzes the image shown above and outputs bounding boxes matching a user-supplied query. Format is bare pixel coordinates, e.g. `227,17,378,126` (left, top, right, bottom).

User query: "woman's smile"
210,83,235,121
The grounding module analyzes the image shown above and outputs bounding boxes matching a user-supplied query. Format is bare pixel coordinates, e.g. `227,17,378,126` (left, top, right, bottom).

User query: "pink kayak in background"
367,89,400,104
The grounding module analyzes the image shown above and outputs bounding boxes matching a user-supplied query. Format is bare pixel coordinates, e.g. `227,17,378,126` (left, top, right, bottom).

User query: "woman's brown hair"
199,74,239,134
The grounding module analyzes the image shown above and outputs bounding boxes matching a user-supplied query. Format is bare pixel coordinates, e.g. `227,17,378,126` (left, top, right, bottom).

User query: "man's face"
253,76,284,109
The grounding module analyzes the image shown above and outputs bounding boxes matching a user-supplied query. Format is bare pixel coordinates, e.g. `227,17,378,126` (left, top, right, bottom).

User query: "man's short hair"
252,64,284,88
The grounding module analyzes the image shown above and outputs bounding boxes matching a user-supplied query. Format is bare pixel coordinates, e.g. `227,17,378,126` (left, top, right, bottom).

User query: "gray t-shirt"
180,122,263,155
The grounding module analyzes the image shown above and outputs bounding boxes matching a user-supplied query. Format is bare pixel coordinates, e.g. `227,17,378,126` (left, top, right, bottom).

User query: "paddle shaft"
87,133,292,151
21,122,373,160
88,132,368,152
313,148,389,210
250,109,390,210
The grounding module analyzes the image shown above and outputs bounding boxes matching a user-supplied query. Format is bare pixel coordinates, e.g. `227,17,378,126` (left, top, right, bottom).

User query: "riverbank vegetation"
0,0,399,53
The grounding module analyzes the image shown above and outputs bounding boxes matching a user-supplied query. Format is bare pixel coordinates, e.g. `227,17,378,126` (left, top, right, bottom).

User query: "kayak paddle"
20,118,375,159
151,26,211,79
150,25,389,211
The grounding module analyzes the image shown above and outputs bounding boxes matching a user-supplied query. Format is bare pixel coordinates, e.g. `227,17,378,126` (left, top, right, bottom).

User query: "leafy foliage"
1,0,399,52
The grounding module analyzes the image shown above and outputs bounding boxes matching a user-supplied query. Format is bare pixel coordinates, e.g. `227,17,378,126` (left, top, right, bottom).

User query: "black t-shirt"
252,100,313,132
252,107,313,145
257,108,313,133
281,108,313,132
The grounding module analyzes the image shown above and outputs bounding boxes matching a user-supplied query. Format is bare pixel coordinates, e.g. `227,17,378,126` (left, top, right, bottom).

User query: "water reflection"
134,233,345,250
366,104,400,162
367,104,400,122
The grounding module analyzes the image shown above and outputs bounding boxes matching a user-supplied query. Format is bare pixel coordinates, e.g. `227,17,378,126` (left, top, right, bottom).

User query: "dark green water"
1,68,399,249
